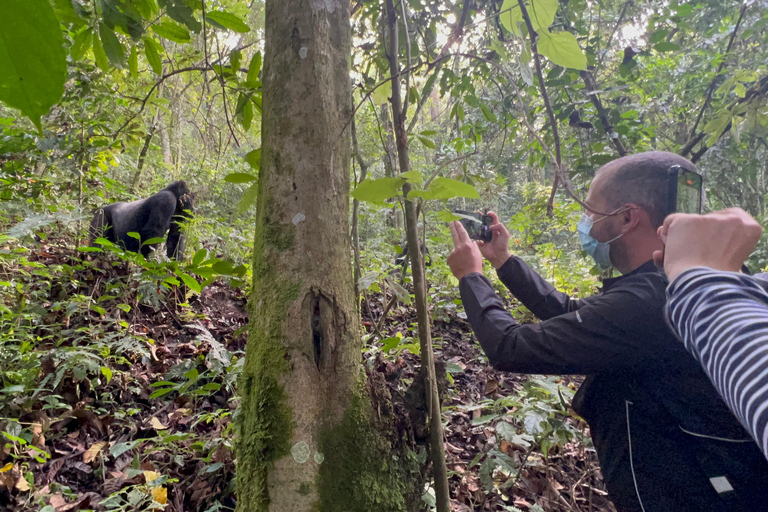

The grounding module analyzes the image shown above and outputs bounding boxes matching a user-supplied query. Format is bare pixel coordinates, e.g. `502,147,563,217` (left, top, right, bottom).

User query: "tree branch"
684,3,747,146
580,70,628,156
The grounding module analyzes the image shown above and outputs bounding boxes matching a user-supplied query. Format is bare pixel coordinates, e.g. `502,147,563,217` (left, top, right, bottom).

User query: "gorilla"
89,181,195,260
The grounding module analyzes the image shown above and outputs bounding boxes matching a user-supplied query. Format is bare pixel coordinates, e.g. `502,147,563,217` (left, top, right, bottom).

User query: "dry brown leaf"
16,474,30,491
82,441,107,463
150,417,167,430
50,494,67,510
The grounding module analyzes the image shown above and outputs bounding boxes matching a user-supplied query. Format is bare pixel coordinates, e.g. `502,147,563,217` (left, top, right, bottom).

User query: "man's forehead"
586,167,615,206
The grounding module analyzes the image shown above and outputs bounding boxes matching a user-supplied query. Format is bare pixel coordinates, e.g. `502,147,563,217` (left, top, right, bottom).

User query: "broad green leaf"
126,232,141,240
230,49,242,74
407,177,479,200
71,28,93,61
160,0,201,32
653,42,680,53
92,34,110,73
247,51,262,84
528,0,558,33
371,80,391,106
538,31,586,70
99,23,126,69
734,82,747,98
205,11,251,33
129,46,139,79
242,100,253,131
649,29,669,44
0,0,67,133
399,170,423,184
192,249,207,266
143,237,165,245
152,21,191,43
238,182,259,213
350,177,406,203
143,37,163,75
175,270,201,293
245,148,261,170
134,0,160,19
101,366,113,384
499,0,523,35
224,173,258,183
418,136,436,149
481,103,497,123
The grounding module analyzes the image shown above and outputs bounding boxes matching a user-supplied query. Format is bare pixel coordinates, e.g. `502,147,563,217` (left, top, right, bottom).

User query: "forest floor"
0,241,613,512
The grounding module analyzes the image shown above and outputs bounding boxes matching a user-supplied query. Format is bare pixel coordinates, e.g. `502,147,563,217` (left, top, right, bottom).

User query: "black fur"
90,181,195,260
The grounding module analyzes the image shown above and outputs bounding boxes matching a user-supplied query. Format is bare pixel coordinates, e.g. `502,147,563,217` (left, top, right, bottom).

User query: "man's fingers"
652,249,664,268
454,220,471,243
487,211,500,224
449,222,460,246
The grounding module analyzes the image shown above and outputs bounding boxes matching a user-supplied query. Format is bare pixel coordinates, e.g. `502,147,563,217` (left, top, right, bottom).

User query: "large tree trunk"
236,2,419,511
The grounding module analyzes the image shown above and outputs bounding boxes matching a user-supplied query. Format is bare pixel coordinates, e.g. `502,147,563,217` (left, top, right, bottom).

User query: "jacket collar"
602,260,661,291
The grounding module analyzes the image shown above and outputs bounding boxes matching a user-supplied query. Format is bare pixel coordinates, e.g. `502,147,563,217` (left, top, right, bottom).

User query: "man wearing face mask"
447,151,768,511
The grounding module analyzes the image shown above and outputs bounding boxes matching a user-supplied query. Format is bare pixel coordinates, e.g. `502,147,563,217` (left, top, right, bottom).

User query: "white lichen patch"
299,47,308,59
292,212,306,225
291,441,311,463
314,452,325,464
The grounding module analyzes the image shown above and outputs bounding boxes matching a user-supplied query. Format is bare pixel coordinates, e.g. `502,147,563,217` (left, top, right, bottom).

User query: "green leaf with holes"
0,0,67,133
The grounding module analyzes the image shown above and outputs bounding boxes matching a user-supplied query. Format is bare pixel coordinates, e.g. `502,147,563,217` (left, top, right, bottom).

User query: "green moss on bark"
236,219,299,511
316,394,420,512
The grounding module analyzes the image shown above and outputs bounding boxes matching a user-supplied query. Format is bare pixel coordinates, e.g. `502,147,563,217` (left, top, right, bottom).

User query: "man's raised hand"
654,208,763,281
478,211,512,269
447,221,483,280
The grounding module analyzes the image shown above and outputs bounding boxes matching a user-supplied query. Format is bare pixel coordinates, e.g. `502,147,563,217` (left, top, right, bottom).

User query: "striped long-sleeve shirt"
665,267,768,460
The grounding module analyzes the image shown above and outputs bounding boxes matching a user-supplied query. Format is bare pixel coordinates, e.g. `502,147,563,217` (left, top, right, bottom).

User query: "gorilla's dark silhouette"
89,181,194,260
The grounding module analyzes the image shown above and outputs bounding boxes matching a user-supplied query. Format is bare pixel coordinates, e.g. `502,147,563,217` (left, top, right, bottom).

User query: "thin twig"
685,3,747,144
113,66,210,137
401,0,412,117
596,0,631,69
214,36,240,147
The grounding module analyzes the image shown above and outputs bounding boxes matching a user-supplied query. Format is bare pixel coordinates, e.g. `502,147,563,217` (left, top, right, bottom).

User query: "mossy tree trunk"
236,1,419,511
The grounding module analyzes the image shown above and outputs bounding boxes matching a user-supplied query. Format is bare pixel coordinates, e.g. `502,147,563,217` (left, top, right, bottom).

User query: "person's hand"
653,208,763,281
477,211,512,269
448,221,483,280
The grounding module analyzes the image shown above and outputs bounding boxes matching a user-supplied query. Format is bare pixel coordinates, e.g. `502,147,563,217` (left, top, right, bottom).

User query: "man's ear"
620,203,643,233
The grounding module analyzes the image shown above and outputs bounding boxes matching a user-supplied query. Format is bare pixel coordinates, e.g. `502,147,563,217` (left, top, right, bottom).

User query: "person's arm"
459,272,668,375
666,268,768,459
495,256,585,319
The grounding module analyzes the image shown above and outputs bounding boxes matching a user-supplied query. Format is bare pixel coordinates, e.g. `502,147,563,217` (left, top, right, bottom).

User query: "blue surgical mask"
577,213,623,268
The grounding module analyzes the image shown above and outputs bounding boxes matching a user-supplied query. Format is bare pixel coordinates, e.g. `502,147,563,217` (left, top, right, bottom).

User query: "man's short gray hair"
597,151,697,228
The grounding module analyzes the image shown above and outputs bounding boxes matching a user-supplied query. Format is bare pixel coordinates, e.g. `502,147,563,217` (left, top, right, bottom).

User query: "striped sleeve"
665,267,768,460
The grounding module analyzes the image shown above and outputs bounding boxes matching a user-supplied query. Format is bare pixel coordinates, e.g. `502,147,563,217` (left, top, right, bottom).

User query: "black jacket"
459,257,768,512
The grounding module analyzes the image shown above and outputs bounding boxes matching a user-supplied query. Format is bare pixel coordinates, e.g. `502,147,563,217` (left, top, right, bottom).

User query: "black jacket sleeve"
459,271,674,375
495,256,586,319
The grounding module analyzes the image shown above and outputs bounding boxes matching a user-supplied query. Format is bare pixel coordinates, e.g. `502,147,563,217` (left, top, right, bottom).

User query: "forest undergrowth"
1,237,611,512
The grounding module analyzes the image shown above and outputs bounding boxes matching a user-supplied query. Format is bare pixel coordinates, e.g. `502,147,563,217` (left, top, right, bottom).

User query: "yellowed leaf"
151,486,168,504
82,441,107,463
0,463,12,473
150,417,167,430
143,470,161,484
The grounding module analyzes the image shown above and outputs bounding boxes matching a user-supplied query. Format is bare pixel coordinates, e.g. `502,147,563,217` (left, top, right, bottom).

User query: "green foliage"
0,0,66,132
206,10,251,33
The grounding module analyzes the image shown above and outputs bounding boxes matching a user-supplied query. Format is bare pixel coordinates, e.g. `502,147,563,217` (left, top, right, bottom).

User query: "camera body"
454,210,493,242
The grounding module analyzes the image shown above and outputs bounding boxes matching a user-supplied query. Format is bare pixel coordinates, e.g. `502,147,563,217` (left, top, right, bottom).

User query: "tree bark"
236,1,419,511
